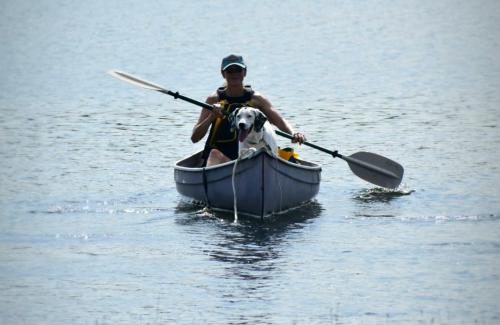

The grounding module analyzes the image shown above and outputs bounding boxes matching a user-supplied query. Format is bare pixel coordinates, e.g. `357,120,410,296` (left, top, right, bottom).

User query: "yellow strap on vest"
209,117,224,147
207,100,228,147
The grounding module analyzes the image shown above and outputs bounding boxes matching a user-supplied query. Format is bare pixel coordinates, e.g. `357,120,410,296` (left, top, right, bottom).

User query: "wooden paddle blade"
108,70,166,92
343,152,404,189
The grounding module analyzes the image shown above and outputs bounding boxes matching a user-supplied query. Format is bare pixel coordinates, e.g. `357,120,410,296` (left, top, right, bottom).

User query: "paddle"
109,70,215,111
275,130,403,189
108,69,404,189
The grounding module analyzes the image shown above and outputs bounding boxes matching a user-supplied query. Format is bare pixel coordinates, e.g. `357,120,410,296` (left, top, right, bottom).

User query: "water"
1,0,499,323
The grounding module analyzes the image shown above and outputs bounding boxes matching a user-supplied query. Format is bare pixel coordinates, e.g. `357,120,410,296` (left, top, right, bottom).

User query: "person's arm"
252,92,306,144
191,93,222,143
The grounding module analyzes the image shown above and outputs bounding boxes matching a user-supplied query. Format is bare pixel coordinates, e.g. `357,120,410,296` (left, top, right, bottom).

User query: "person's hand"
292,132,306,144
210,103,224,119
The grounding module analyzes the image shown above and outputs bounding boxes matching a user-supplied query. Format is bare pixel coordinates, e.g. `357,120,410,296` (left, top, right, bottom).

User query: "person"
191,54,306,166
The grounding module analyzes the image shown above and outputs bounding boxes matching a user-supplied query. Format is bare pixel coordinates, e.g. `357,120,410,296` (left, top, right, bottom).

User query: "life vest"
203,85,254,161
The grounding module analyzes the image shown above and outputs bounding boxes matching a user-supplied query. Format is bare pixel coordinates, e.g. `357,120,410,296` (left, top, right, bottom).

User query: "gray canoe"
174,149,322,219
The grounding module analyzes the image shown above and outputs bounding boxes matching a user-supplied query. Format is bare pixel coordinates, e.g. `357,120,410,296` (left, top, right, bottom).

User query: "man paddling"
191,54,305,166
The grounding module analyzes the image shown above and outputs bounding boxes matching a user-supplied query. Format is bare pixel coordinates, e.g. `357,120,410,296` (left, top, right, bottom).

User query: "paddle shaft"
157,89,215,111
157,89,343,162
150,84,400,180
109,69,404,188
275,130,339,157
160,89,333,156
154,90,346,163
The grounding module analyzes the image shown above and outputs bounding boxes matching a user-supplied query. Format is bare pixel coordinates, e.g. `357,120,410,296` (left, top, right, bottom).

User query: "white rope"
231,156,242,223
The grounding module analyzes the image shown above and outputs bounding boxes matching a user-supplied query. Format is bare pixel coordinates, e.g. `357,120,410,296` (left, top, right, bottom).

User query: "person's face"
222,65,246,85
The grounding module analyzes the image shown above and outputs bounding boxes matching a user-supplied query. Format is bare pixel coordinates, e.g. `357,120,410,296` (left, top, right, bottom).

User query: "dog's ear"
253,110,268,132
228,107,241,132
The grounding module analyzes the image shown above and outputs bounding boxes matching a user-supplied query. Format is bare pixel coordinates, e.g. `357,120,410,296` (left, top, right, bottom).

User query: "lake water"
1,0,499,324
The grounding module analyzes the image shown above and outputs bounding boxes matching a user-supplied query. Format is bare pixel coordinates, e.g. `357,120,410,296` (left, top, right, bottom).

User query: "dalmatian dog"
231,107,278,159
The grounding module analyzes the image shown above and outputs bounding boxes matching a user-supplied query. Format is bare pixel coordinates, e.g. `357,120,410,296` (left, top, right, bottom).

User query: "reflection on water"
176,200,323,271
174,200,323,321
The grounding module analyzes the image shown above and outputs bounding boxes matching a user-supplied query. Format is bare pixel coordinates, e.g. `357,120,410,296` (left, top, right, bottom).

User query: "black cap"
221,54,246,70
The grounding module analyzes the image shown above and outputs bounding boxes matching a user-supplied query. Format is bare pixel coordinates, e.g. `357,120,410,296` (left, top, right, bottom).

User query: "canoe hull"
174,150,321,219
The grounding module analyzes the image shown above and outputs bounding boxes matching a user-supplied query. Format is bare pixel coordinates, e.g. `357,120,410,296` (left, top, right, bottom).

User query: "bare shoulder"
206,91,219,104
250,91,286,127
251,91,272,109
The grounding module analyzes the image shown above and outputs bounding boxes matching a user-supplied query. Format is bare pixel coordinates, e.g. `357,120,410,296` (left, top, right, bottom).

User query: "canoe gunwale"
176,163,255,185
174,149,322,172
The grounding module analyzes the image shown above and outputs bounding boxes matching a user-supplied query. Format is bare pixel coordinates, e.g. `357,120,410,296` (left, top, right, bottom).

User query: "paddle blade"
343,152,404,189
108,70,166,92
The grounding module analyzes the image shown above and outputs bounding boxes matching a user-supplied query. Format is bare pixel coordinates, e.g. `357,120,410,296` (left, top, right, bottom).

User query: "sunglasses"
224,66,244,74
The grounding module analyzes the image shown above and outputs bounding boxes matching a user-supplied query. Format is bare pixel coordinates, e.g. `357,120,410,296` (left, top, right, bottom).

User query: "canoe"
174,149,322,219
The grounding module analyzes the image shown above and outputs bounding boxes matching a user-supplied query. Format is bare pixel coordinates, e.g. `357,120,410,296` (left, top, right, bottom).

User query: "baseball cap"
221,54,246,71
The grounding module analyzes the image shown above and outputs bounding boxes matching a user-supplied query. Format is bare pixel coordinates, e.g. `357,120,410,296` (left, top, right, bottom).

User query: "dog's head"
229,107,268,142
